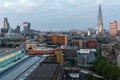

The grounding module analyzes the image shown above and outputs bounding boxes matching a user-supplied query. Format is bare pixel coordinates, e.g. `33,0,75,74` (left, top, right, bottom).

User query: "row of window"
0,50,22,62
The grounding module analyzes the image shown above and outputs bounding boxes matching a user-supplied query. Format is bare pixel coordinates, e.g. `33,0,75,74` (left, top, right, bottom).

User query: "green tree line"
93,55,120,80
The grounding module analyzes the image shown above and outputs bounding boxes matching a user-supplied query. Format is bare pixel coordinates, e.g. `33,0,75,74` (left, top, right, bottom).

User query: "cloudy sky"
0,0,120,31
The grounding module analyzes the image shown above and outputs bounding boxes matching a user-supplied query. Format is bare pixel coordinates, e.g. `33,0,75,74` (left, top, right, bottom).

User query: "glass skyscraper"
23,22,31,34
96,4,104,34
1,17,10,33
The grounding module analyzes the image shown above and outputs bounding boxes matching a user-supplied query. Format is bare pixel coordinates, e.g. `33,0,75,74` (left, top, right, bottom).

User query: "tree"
94,51,99,57
93,55,120,80
85,74,97,80
95,59,108,74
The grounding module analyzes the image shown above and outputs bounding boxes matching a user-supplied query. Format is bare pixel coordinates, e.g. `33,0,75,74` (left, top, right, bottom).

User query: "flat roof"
69,73,79,78
80,69,103,78
25,63,59,80
78,49,90,54
34,47,54,51
77,49,96,53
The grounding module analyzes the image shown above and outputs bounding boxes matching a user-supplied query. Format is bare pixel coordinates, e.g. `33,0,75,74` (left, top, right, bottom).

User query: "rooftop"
34,47,54,51
77,49,96,54
80,69,103,79
25,63,59,80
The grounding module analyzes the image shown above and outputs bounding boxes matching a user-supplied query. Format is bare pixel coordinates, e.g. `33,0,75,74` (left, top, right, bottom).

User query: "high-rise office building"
96,4,104,34
1,17,10,33
4,18,10,30
16,25,20,33
23,22,31,34
14,25,21,33
109,21,118,35
87,28,91,37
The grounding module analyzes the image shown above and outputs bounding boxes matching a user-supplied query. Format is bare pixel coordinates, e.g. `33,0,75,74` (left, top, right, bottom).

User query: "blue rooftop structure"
0,55,49,80
0,48,25,67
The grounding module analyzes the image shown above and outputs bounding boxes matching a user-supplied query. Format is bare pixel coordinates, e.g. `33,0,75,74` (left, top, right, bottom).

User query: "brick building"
84,39,97,48
71,38,84,49
46,34,67,45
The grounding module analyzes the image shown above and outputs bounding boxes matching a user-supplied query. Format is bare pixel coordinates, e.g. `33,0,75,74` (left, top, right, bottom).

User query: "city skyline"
0,0,120,31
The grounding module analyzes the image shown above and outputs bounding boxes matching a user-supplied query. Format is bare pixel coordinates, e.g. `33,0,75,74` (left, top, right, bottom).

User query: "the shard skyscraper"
96,4,104,34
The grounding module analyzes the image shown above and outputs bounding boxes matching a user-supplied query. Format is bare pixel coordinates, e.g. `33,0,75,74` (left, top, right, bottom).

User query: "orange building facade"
27,47,64,66
46,34,67,45
85,40,98,48
109,21,118,35
71,38,97,49
28,49,55,55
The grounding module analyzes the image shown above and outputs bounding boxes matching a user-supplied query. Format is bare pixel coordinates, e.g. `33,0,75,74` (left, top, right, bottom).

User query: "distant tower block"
23,22,31,34
4,18,6,29
109,21,118,35
96,4,104,34
87,30,91,36
1,17,10,33
4,18,10,30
